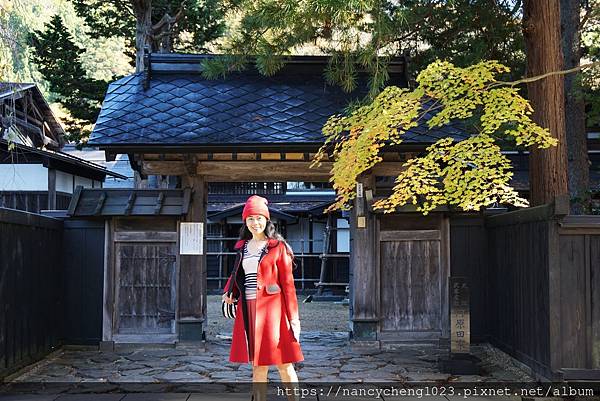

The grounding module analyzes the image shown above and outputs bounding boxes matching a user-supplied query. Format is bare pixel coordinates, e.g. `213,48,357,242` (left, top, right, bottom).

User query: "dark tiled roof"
88,54,471,149
90,71,356,148
68,188,190,216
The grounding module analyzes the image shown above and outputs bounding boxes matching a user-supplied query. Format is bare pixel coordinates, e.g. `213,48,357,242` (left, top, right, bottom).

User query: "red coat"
223,238,304,366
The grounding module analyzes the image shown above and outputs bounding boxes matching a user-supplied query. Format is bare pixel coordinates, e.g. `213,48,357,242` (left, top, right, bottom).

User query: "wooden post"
47,168,56,210
317,213,333,296
178,174,207,342
349,174,379,341
549,194,567,372
99,219,115,351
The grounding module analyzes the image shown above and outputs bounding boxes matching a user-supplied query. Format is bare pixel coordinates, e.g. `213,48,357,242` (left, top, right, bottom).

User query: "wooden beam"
105,151,116,162
47,168,56,210
154,192,165,215
379,230,441,241
14,117,43,136
142,161,186,175
349,174,379,334
178,175,207,334
68,185,83,215
236,153,257,160
201,161,333,181
285,153,305,160
94,192,107,215
370,162,406,176
43,136,59,148
183,154,198,176
141,160,331,181
15,109,43,128
141,159,405,181
260,153,281,160
101,220,113,343
124,192,137,215
211,153,233,160
382,152,401,161
182,187,191,214
29,99,44,121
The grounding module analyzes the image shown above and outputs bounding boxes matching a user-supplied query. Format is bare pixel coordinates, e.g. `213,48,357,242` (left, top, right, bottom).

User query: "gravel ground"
206,294,349,339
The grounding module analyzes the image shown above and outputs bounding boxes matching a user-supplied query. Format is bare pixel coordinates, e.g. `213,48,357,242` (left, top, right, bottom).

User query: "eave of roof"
0,139,127,180
68,187,190,216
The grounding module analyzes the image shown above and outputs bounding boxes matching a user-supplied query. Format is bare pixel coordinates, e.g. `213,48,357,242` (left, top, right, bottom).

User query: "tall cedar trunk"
523,0,569,206
133,0,153,73
561,0,590,214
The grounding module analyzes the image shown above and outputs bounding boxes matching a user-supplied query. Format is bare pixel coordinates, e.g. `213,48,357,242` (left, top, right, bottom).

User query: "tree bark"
133,0,153,73
561,0,590,214
523,0,569,206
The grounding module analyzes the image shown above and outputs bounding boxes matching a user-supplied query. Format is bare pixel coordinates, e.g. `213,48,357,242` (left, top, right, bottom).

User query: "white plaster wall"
56,170,73,194
336,218,350,253
0,164,47,191
74,175,93,188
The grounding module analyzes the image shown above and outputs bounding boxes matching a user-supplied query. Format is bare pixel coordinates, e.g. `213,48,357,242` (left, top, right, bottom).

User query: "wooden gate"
378,215,450,342
110,218,179,343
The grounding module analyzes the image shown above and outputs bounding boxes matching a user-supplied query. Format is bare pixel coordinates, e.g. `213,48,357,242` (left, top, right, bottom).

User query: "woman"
222,195,303,401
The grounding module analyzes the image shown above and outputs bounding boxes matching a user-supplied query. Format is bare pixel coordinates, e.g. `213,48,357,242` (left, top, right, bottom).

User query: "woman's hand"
290,319,301,342
222,293,235,305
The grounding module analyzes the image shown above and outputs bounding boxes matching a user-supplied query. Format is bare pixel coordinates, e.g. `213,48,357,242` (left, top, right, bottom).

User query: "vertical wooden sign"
356,182,366,228
450,277,470,354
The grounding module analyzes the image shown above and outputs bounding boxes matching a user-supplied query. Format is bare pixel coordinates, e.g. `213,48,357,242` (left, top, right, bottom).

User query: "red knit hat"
242,195,270,221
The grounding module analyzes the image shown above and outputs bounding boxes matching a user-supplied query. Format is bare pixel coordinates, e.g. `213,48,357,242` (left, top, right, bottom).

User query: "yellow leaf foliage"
313,60,557,214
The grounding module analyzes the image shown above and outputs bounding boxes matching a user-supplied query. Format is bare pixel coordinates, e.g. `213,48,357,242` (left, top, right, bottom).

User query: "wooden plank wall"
557,218,600,372
483,199,600,379
62,219,104,345
0,208,63,379
449,214,488,340
486,215,552,377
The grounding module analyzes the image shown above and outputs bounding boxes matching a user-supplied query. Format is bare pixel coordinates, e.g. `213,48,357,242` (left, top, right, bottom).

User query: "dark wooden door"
379,229,445,340
114,242,177,335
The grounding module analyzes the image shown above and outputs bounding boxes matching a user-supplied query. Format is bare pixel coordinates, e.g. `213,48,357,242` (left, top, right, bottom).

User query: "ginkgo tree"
311,60,559,215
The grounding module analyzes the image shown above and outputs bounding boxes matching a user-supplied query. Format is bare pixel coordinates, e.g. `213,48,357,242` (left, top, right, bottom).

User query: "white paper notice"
180,222,203,255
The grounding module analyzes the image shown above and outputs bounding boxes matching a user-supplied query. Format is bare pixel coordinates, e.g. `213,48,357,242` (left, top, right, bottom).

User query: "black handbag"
222,292,237,319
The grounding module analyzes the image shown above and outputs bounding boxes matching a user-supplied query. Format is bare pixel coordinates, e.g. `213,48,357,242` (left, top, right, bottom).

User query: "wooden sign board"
180,222,204,255
450,277,470,354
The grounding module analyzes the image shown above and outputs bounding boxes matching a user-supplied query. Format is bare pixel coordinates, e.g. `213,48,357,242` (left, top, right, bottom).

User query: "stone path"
7,332,532,383
1,332,535,400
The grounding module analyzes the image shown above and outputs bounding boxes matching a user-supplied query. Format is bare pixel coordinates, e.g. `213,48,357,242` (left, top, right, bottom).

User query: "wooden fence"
62,219,105,345
0,208,63,379
449,214,489,341
485,195,600,380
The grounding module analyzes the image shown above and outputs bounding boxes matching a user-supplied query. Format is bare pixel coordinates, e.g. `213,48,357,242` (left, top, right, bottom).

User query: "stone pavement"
0,332,535,400
6,332,532,383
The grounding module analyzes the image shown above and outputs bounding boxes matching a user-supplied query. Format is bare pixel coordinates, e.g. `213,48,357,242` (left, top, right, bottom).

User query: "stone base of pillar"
178,320,205,342
350,321,378,341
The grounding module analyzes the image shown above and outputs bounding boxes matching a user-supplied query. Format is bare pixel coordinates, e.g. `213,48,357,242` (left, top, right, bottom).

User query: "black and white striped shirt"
242,240,267,300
